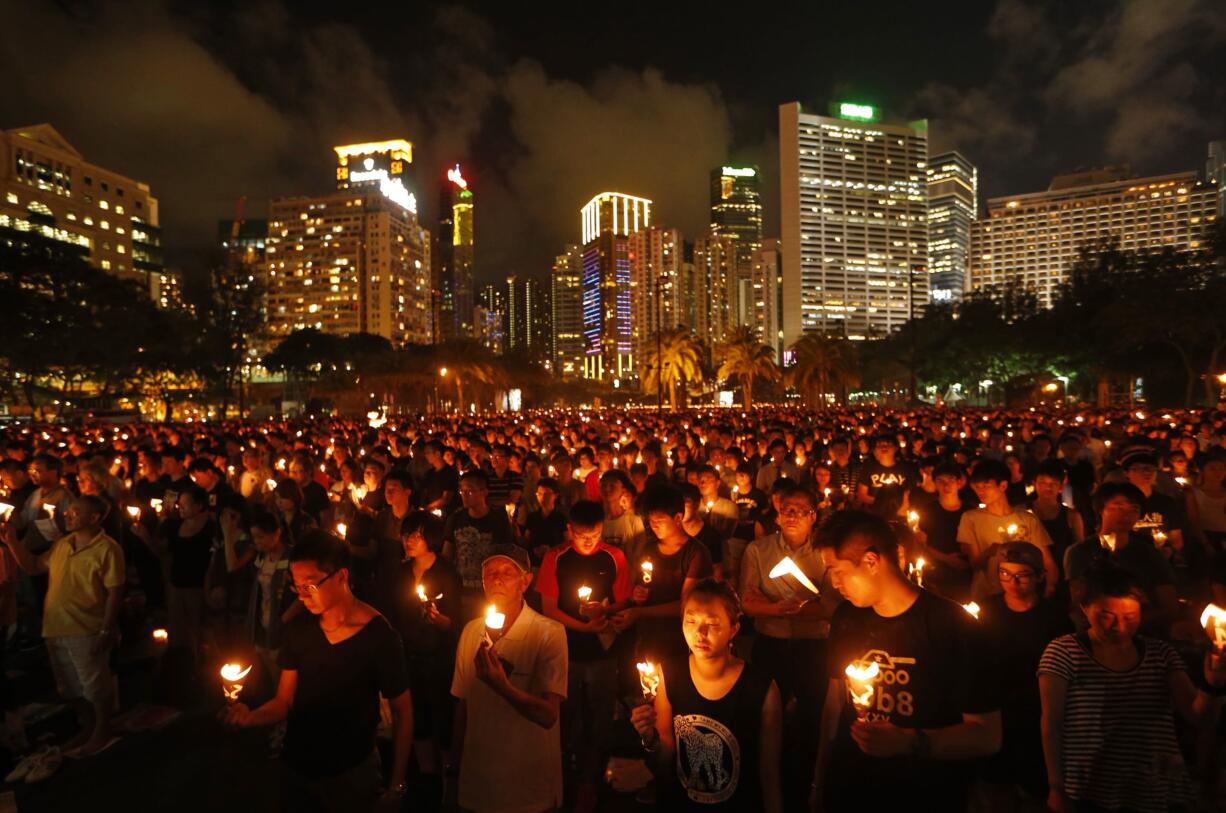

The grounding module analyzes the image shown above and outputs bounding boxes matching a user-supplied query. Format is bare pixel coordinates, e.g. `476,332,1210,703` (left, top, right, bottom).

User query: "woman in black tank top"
630,580,782,812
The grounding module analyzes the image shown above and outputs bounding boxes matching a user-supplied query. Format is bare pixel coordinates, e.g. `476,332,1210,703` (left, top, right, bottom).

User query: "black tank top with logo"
663,656,773,810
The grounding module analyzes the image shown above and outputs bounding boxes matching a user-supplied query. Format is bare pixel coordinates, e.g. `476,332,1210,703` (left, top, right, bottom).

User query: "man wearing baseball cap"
450,544,567,813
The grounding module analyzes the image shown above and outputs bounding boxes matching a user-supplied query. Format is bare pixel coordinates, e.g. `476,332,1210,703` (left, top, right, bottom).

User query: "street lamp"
435,367,448,414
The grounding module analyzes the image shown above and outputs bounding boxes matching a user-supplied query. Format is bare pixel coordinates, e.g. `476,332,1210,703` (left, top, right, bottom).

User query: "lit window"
100,220,109,230
99,200,109,210
5,193,15,205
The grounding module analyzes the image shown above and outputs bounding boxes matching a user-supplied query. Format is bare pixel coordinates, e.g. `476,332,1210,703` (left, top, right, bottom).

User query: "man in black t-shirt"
811,510,1001,811
444,470,514,619
419,441,459,514
855,435,917,515
222,532,411,812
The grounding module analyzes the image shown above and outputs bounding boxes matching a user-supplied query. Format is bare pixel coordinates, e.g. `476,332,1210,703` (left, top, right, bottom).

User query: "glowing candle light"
1175,476,1188,487
0,503,13,523
42,503,56,521
768,556,820,597
276,458,287,471
150,498,163,515
906,511,920,532
640,560,653,584
126,506,141,520
844,661,880,718
636,661,660,700
1101,533,1118,552
1200,603,1226,651
335,523,347,539
962,601,981,619
430,508,443,518
909,557,926,588
151,628,168,643
220,662,252,703
483,604,506,648
577,585,593,603
1151,529,1168,546
266,479,278,492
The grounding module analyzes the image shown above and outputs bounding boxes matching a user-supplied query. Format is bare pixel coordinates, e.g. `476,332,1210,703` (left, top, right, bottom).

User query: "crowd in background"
0,406,1224,812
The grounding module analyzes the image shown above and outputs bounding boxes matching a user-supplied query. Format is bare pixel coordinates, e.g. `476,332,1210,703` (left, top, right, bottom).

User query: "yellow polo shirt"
41,530,125,638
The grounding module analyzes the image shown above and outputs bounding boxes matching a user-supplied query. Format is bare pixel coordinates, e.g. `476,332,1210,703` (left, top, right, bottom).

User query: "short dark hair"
1092,481,1145,513
776,483,817,509
74,494,109,521
682,578,741,623
178,484,209,509
249,508,282,536
160,446,187,462
1033,459,1068,482
642,485,685,518
459,469,488,488
384,470,413,491
816,509,901,568
30,453,63,472
569,499,604,529
969,459,1010,485
1081,563,1147,606
678,482,701,507
289,529,350,573
186,458,216,474
932,461,966,481
401,511,445,553
535,477,560,494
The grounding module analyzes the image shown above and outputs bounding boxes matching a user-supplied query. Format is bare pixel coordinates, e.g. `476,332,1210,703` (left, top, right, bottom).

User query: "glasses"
779,509,814,519
290,569,340,595
997,569,1036,584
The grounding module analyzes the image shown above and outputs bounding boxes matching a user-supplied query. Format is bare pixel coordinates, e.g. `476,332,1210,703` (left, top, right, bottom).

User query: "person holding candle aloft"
450,544,567,813
739,483,838,813
629,579,782,812
221,531,413,812
810,510,1001,813
537,499,631,812
958,459,1059,601
1039,565,1226,813
910,461,972,602
393,511,460,813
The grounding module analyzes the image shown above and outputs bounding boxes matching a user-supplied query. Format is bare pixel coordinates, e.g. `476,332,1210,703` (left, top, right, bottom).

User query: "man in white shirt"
451,545,567,813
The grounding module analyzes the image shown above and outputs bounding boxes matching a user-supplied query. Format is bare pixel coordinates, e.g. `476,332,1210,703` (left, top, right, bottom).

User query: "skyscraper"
970,169,1219,308
551,244,584,378
779,102,929,345
926,151,978,303
691,230,738,347
476,283,505,354
628,225,684,365
434,164,475,341
710,165,763,330
580,192,652,381
1208,141,1226,216
264,139,431,344
752,239,784,362
1,123,163,286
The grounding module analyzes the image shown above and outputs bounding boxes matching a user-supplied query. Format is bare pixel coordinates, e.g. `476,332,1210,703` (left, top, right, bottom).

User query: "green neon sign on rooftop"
838,102,876,121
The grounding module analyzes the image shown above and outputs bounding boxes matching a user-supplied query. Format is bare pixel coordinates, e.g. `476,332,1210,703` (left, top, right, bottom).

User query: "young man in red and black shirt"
536,499,631,812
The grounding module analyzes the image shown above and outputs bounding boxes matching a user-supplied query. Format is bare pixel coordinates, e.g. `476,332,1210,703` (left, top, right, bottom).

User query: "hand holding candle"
1201,604,1226,652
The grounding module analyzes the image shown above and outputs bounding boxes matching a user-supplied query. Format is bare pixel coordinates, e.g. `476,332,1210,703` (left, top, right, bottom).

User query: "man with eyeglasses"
978,542,1071,807
221,531,412,812
740,484,838,812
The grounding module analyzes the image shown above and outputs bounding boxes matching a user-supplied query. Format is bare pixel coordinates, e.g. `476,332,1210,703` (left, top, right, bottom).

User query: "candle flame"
636,661,660,699
640,560,653,584
767,556,820,595
126,506,141,519
150,498,163,514
335,522,347,539
1201,603,1226,650
0,503,14,522
151,628,168,642
416,584,428,602
844,661,880,710
484,604,505,631
1101,533,1117,552
220,661,252,701
266,479,278,492
962,601,981,619
578,585,592,602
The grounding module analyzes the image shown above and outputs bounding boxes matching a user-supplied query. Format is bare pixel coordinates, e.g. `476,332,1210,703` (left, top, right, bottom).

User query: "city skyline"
3,0,1222,287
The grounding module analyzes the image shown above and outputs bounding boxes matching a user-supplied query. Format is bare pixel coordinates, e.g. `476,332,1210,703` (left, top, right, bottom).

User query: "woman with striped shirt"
1038,565,1226,812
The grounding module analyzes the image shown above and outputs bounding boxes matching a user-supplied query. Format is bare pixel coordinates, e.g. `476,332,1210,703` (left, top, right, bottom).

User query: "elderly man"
2,494,124,757
452,544,567,813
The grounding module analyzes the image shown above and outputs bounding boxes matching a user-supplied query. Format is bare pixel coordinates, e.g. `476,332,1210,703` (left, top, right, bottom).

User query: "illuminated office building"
1207,141,1226,216
752,239,784,362
264,139,431,345
628,225,683,365
551,244,585,378
710,165,763,329
434,164,475,341
0,123,163,285
969,168,1219,308
926,151,977,302
580,192,652,381
779,102,928,344
691,229,739,347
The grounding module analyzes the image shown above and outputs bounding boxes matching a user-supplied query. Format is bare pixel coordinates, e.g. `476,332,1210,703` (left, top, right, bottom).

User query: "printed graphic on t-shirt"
870,471,905,489
1134,512,1166,530
674,714,739,803
851,649,917,721
454,525,492,587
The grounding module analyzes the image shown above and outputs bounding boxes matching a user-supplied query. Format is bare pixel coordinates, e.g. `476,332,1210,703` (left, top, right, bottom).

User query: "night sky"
3,0,1224,284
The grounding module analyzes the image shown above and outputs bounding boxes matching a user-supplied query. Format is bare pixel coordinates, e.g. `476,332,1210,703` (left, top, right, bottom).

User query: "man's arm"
0,523,47,575
474,643,563,729
1039,673,1068,808
98,585,123,642
809,677,845,810
385,690,414,792
226,669,298,727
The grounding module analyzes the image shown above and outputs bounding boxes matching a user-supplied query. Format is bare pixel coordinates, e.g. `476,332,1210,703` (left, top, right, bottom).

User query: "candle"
126,506,141,520
1175,476,1188,487
1200,604,1226,651
909,557,926,588
844,661,880,718
1101,533,1117,552
767,556,820,596
265,479,278,492
150,498,163,515
0,503,13,523
578,585,592,602
636,661,660,700
220,662,252,703
1151,529,1168,546
42,503,56,521
906,511,920,532
505,503,515,519
640,560,653,584
430,508,443,517
961,601,981,619
151,628,168,643
335,522,347,539
483,604,506,648
276,458,287,471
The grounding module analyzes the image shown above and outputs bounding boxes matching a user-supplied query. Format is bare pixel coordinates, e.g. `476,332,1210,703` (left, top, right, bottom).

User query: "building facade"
1207,141,1226,216
752,238,784,361
926,151,978,303
433,164,475,341
691,229,739,348
969,169,1219,308
1,124,163,285
580,192,652,381
779,102,929,344
710,165,764,329
264,140,431,345
551,244,585,378
628,225,684,366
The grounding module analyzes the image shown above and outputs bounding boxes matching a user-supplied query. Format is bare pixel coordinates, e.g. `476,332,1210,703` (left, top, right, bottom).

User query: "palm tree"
434,340,497,413
788,333,860,407
716,326,779,409
641,328,703,410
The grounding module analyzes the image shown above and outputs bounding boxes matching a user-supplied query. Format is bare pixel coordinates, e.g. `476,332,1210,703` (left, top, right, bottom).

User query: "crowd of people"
0,405,1224,812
